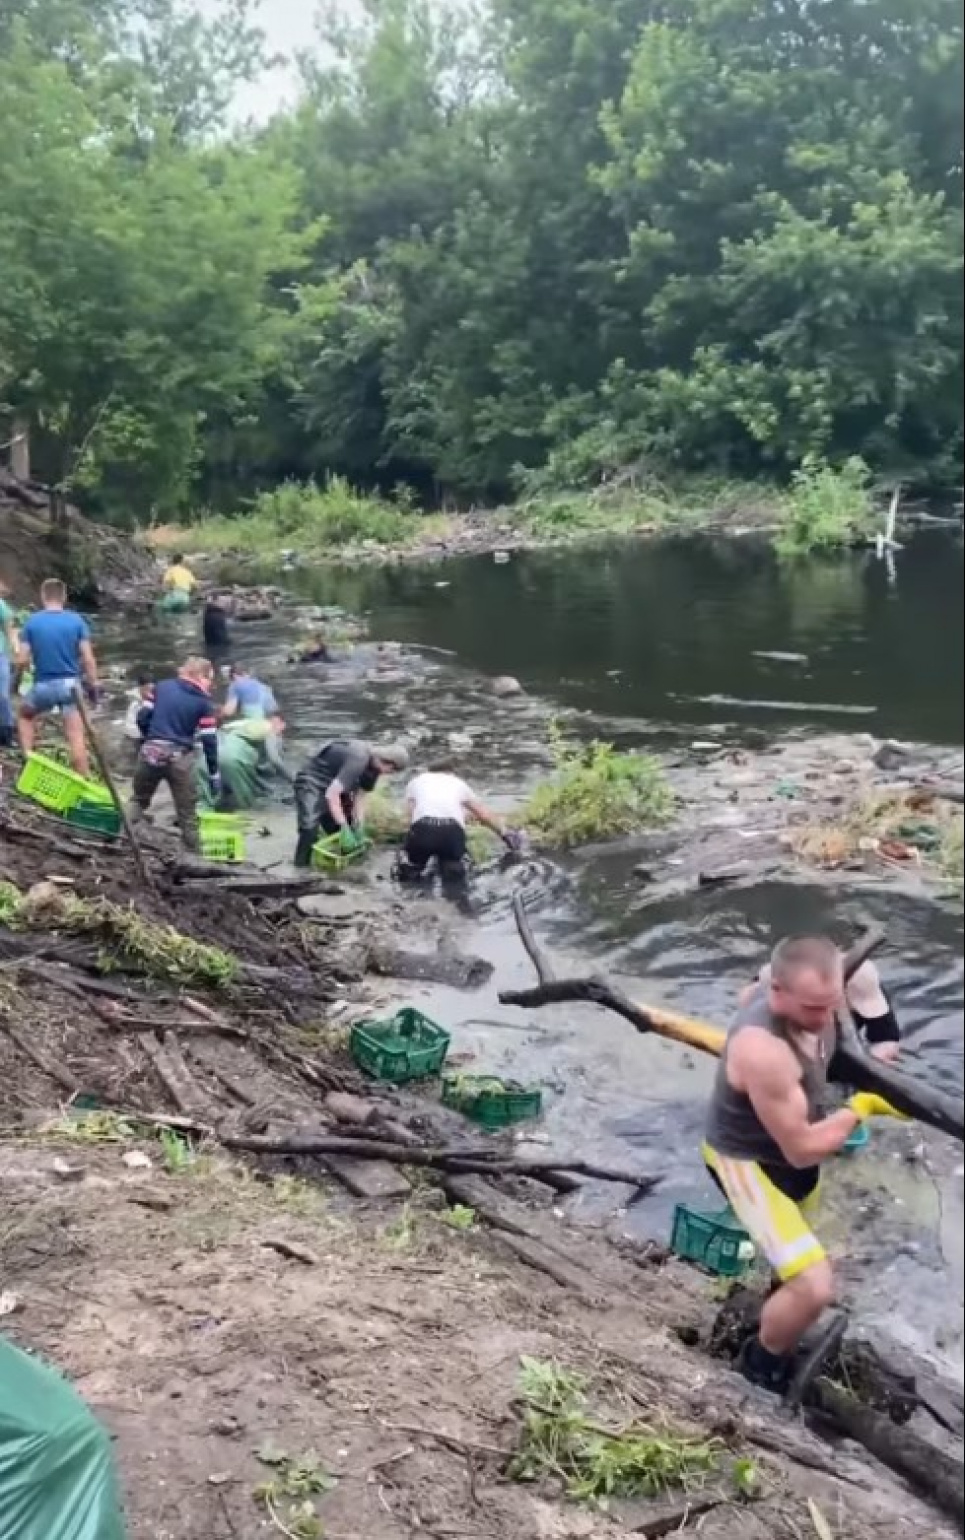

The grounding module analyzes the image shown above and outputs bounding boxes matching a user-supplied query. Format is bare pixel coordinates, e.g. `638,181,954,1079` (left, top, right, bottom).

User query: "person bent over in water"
702,935,908,1393
293,739,409,867
397,761,520,884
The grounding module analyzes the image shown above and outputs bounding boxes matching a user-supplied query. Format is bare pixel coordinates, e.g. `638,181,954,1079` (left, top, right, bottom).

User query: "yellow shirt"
163,563,197,593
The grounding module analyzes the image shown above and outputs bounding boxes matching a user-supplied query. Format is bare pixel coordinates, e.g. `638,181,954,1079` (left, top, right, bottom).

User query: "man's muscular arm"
730,1029,859,1167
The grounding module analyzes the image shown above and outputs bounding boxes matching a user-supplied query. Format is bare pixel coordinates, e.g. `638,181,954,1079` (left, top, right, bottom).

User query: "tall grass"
161,477,418,556
776,457,877,555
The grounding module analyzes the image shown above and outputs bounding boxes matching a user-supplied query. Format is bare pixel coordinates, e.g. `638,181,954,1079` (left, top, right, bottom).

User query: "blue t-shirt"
226,675,277,717
21,609,91,682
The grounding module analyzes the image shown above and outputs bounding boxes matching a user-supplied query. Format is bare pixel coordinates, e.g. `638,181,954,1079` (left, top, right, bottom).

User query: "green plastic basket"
66,798,122,837
441,1074,543,1130
671,1204,756,1278
16,752,91,813
350,1007,450,1083
198,812,246,863
311,831,372,874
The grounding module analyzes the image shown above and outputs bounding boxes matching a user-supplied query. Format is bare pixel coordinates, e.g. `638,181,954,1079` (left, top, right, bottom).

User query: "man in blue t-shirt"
17,578,100,776
222,663,278,721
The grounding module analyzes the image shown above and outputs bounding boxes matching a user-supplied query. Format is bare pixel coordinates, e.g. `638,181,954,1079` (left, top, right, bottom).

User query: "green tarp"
0,1336,125,1539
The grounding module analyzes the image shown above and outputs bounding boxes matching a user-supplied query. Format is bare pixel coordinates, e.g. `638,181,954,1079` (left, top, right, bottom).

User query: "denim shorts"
23,677,80,714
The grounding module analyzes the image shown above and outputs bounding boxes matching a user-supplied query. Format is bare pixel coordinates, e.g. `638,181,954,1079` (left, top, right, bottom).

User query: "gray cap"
372,741,410,770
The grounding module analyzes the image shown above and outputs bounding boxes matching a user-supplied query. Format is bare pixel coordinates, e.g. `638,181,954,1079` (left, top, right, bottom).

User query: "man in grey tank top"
702,935,908,1392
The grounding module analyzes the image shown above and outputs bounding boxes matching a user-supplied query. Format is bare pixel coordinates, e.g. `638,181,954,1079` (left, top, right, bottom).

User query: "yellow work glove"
848,1091,910,1122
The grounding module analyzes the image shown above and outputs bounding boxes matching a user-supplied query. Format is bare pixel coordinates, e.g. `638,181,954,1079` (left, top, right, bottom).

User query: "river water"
98,529,964,1370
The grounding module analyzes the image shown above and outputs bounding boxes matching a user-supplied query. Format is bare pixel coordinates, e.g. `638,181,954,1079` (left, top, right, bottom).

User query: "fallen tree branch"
812,1377,964,1524
500,905,963,1143
512,891,555,984
222,1132,658,1189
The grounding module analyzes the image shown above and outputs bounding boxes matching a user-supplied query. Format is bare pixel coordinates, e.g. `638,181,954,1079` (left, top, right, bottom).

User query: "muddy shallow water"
96,530,964,1373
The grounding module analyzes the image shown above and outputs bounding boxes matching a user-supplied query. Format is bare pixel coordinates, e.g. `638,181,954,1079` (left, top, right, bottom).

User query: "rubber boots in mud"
294,827,319,868
737,1308,848,1407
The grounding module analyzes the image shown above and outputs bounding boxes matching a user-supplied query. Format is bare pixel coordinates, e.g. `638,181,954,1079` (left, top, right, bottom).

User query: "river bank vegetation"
2,0,961,547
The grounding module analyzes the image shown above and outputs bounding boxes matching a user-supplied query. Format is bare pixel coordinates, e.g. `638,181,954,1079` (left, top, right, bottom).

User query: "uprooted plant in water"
522,724,675,848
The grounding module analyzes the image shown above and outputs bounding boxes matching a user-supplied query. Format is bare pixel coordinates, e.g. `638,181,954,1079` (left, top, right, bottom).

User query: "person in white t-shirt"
400,762,520,882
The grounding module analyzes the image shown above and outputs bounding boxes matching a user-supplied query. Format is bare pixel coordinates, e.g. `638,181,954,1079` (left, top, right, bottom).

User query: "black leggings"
403,818,467,874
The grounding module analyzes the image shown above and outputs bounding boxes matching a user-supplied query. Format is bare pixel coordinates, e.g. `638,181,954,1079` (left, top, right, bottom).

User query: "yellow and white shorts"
702,1142,826,1281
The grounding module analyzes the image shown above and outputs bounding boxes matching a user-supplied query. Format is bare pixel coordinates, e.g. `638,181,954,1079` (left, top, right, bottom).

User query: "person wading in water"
397,761,521,885
702,935,908,1392
292,739,409,867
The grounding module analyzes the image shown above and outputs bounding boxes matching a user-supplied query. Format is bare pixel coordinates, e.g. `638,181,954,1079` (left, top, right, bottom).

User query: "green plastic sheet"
0,1336,125,1539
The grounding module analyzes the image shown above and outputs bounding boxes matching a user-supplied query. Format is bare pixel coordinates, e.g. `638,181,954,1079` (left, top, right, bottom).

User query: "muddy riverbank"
2,530,962,1537
0,792,962,1540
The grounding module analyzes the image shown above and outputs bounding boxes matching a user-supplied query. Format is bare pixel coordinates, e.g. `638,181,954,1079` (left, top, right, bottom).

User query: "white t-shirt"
406,771,475,827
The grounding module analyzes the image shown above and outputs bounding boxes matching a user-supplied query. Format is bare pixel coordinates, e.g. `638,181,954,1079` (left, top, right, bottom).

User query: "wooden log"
367,942,493,990
500,905,963,1143
443,1173,606,1290
812,1377,964,1524
139,1032,208,1117
222,1131,659,1189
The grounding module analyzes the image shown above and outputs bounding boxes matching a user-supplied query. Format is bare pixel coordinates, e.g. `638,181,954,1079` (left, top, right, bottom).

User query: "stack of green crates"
16,753,90,814
18,754,120,835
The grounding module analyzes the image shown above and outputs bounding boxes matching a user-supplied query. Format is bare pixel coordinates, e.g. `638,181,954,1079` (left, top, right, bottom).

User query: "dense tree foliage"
1,0,961,522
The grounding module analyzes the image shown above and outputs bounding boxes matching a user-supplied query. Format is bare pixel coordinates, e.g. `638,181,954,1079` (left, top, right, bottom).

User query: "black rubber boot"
737,1334,794,1395
293,827,318,868
784,1308,848,1410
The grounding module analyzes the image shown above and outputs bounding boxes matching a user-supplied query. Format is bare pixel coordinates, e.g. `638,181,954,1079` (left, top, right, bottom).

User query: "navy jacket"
137,677,218,776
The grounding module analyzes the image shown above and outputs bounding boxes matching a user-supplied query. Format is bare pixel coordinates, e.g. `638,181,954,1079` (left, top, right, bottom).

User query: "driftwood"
501,898,964,1143
443,1173,604,1294
222,1131,659,1190
367,942,493,990
139,1032,208,1117
169,867,335,898
812,1378,964,1523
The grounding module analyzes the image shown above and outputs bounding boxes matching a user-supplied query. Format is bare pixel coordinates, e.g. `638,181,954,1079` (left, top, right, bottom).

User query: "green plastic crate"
198,812,246,863
671,1204,756,1278
441,1074,543,1130
16,752,90,813
311,831,372,874
350,1007,450,1083
66,798,122,836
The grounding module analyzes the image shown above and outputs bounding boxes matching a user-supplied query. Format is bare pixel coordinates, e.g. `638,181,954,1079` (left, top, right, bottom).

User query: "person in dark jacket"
202,594,232,652
293,738,409,867
128,657,220,850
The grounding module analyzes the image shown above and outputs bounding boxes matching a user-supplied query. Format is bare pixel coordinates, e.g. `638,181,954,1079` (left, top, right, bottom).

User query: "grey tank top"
705,985,833,1166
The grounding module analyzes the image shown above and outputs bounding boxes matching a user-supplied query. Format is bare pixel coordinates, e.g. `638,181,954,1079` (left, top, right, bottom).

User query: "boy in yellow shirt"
160,553,197,612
